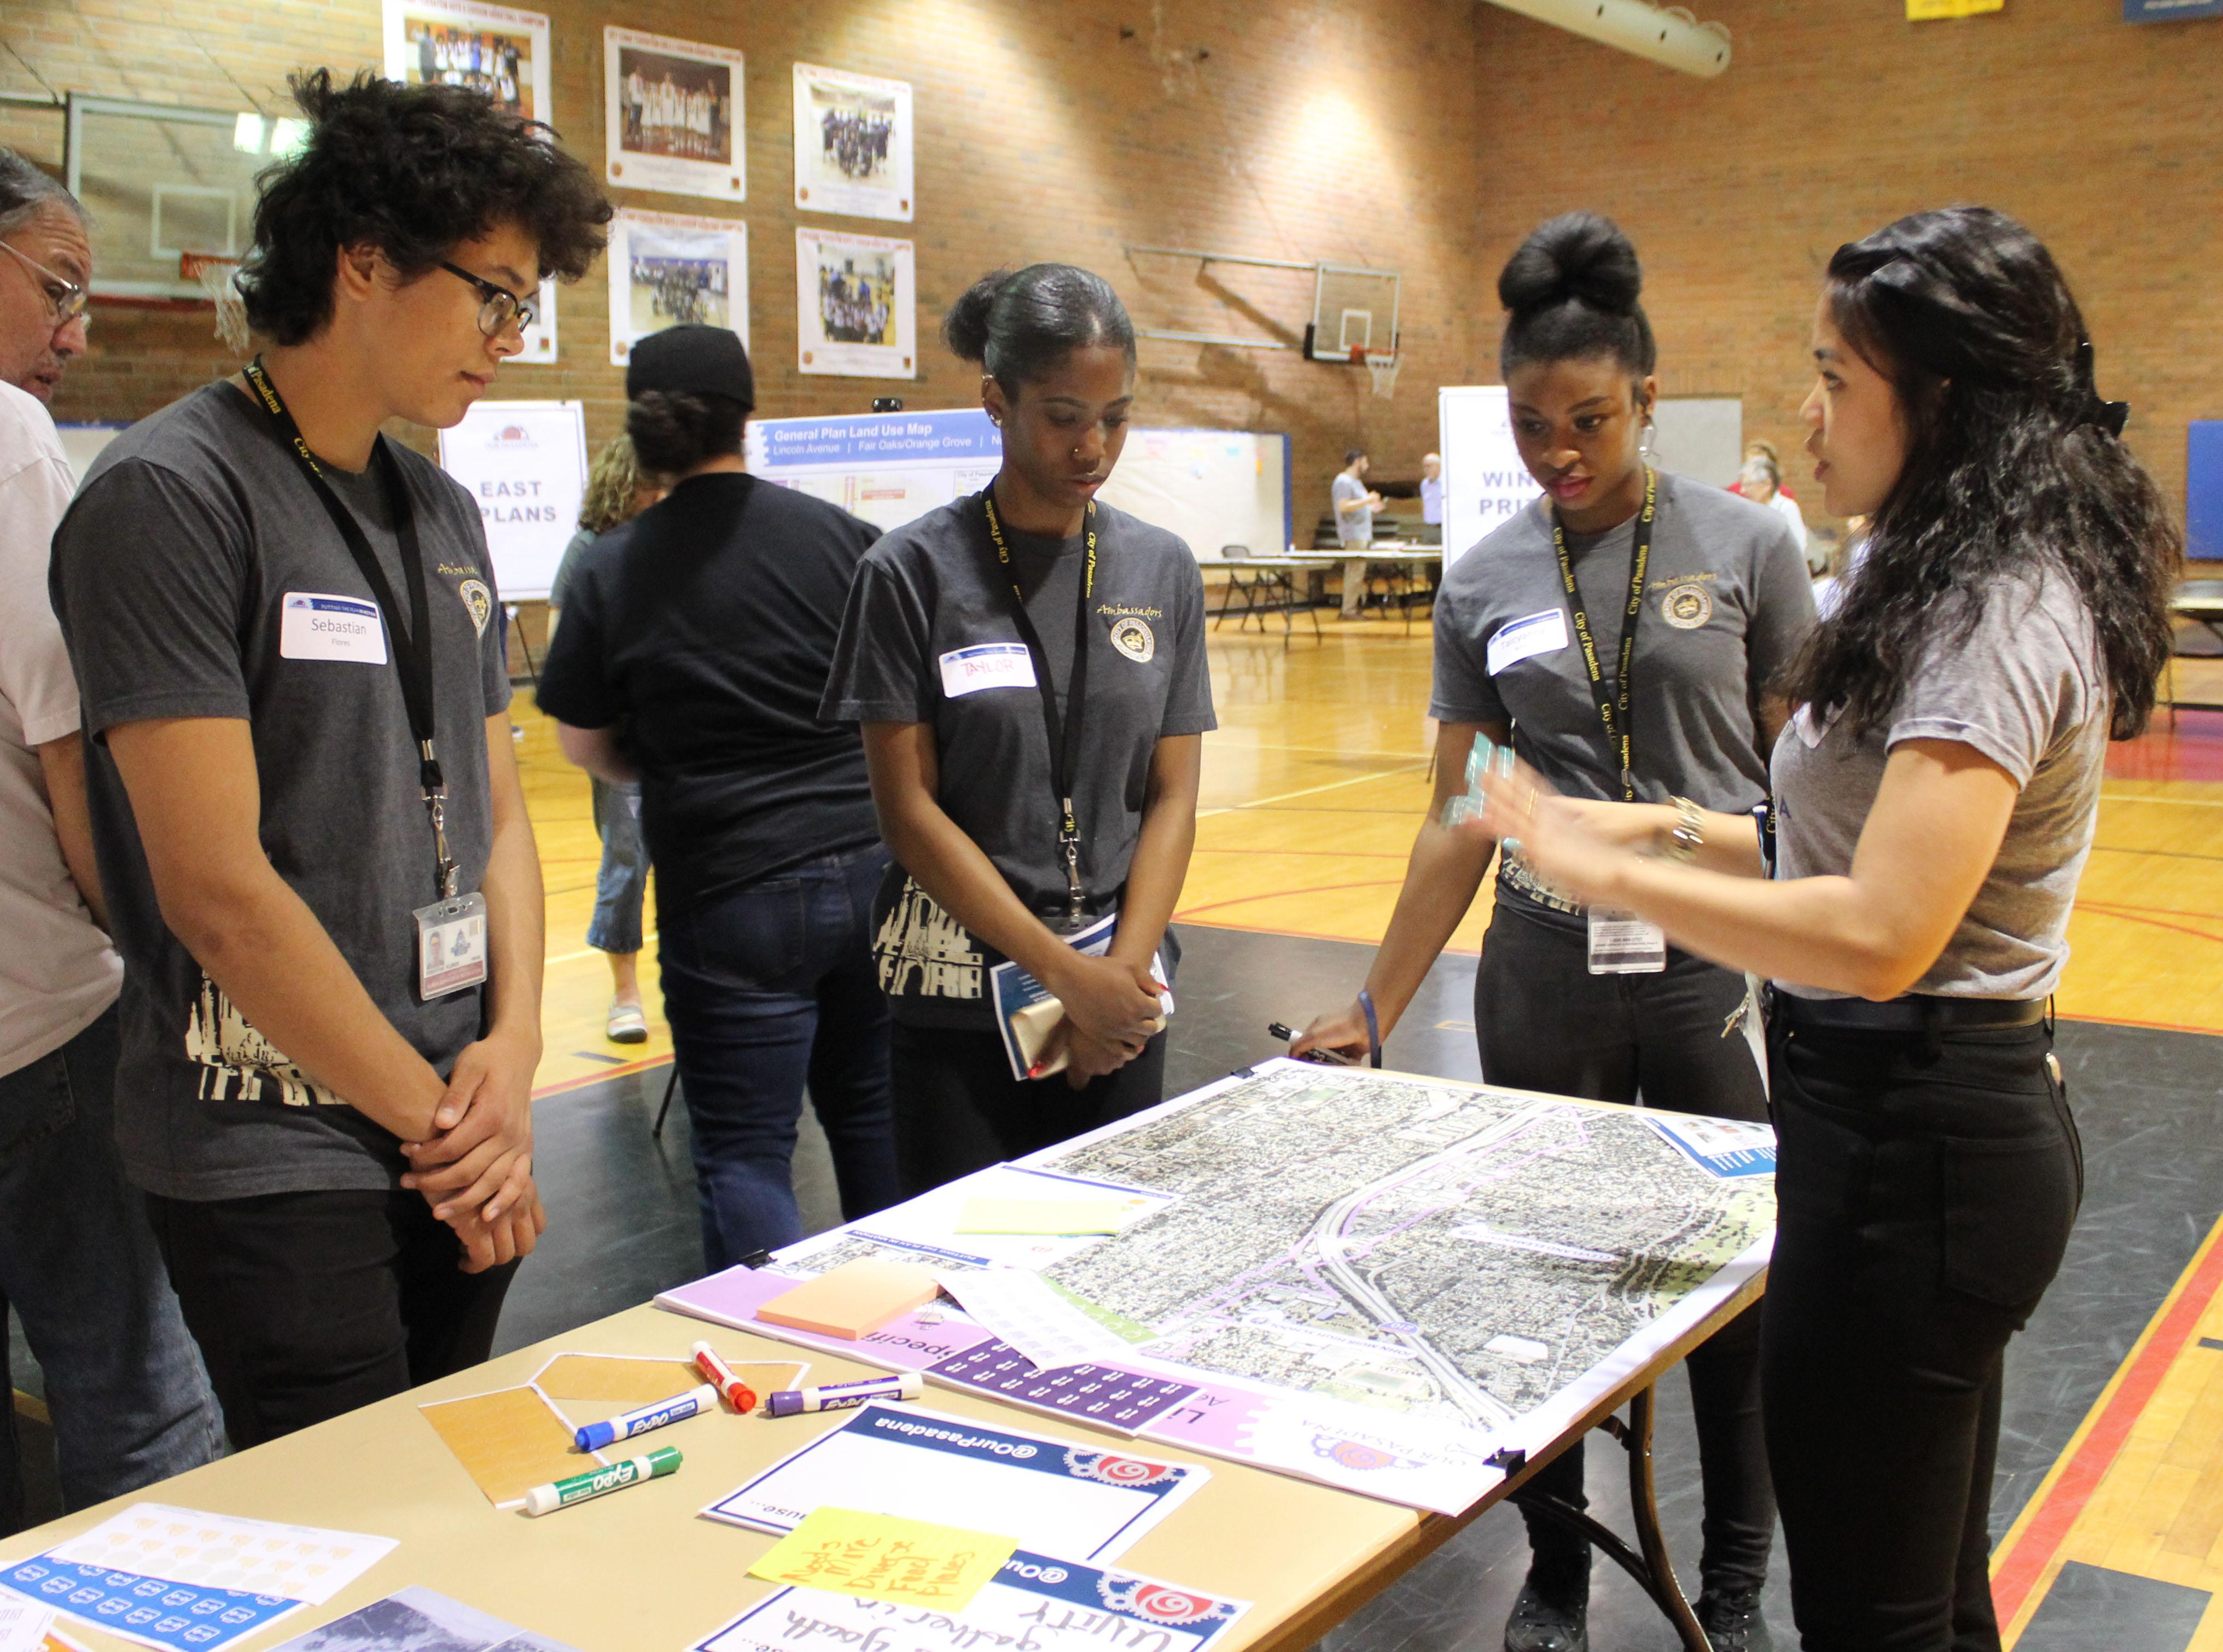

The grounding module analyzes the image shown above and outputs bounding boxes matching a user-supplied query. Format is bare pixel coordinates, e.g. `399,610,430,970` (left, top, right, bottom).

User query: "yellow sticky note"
748,1507,1016,1610
956,1195,1145,1235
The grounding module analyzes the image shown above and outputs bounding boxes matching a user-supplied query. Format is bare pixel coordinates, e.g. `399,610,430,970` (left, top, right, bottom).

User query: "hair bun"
941,269,1012,364
1498,211,1643,318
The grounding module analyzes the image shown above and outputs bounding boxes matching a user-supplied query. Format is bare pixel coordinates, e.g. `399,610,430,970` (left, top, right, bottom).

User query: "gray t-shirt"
1772,570,2105,1001
50,382,511,1199
1331,472,1372,546
820,492,1215,1025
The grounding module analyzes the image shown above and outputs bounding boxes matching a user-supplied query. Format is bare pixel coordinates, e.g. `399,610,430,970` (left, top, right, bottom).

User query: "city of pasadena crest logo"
1660,583,1713,629
1109,615,1156,663
457,579,494,637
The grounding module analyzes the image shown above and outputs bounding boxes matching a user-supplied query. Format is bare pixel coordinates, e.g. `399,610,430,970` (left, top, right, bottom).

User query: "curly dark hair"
1498,211,1656,381
238,69,611,347
1784,207,2179,741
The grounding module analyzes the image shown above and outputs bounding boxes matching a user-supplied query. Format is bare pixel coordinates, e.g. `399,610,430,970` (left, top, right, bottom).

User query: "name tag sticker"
1486,608,1569,676
939,642,1037,699
280,592,387,664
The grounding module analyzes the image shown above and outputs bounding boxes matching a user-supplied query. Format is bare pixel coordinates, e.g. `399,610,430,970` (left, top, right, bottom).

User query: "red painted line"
1992,1213,2223,1623
533,1053,671,1100
1174,880,1407,919
2075,904,2223,947
2057,1010,2223,1038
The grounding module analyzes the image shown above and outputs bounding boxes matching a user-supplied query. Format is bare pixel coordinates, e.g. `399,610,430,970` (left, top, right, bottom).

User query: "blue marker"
573,1382,718,1452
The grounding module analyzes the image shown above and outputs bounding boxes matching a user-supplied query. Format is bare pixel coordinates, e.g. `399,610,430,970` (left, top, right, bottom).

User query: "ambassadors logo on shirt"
457,579,494,637
1109,616,1156,664
1660,583,1713,629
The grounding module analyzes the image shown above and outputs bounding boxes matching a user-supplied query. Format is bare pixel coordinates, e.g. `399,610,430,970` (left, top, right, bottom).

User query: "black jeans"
890,1022,1168,1197
657,846,900,1270
144,1186,516,1450
1764,1013,2080,1652
1475,901,1777,1598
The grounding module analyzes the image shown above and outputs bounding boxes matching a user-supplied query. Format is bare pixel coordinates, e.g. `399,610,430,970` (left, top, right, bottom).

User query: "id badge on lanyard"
242,358,486,1002
1556,467,1667,975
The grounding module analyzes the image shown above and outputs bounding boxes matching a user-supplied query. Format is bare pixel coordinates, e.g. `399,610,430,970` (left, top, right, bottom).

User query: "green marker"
522,1446,680,1516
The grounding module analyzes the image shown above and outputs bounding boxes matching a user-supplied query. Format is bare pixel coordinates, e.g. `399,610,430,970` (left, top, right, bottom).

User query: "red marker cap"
691,1341,758,1412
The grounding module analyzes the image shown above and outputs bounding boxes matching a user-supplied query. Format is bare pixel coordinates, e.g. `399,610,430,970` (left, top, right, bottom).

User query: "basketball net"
1365,353,1400,400
182,254,249,356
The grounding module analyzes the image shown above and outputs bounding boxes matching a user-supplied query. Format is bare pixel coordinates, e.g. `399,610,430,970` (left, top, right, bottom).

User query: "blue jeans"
656,846,900,1270
0,1007,221,1532
589,777,648,956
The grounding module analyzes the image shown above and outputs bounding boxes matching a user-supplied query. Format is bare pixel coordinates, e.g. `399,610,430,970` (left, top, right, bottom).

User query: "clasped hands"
398,1023,546,1274
1040,951,1167,1091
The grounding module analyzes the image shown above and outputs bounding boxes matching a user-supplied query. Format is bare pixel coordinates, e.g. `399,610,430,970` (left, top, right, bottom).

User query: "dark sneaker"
1694,1587,1773,1652
1503,1581,1588,1652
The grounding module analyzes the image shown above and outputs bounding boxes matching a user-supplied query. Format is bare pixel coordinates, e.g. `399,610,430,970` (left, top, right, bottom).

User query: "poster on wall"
383,0,552,125
603,28,745,201
435,400,587,601
2125,0,2223,17
790,63,914,221
514,278,558,363
1439,386,1539,571
607,209,748,364
795,226,914,379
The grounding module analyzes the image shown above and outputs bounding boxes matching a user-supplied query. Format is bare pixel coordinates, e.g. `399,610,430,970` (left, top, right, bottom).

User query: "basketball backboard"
66,94,286,301
1306,264,1400,363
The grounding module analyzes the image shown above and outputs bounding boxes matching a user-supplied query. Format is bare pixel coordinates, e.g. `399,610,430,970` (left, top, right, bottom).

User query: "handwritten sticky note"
747,1506,1016,1610
955,1196,1147,1235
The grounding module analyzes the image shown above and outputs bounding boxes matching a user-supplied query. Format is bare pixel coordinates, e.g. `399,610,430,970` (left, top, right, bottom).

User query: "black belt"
1770,990,2046,1033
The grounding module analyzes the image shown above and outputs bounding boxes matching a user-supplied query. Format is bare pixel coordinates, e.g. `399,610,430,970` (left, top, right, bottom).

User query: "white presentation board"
1653,396,1744,490
435,399,589,601
747,409,1290,558
1438,386,1537,571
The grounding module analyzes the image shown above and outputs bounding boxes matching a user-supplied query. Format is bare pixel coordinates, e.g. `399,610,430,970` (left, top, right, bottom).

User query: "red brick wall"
0,0,1483,517
1470,0,2223,537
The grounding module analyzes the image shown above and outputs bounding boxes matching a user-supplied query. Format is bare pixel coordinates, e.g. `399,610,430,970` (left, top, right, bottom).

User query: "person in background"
1813,513,1870,620
1736,440,1815,569
1462,205,2174,1652
1297,212,1811,1652
823,265,1213,1195
0,150,219,1533
548,434,664,1044
1418,450,1444,545
48,70,608,1446
1334,446,1382,618
538,325,898,1270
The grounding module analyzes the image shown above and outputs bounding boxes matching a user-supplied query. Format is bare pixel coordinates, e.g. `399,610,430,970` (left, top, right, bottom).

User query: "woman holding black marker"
1460,207,2177,1650
822,264,1214,1197
1296,213,1814,1652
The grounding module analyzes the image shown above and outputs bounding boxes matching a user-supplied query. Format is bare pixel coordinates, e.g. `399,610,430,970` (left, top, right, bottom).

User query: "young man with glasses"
48,71,610,1445
0,152,220,1529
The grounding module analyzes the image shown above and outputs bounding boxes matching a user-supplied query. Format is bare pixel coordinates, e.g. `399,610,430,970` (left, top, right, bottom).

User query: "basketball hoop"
181,253,248,356
1365,352,1400,400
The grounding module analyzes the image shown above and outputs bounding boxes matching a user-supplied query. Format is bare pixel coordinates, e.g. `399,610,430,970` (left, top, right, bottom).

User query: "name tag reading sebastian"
415,893,488,1000
938,642,1038,699
279,592,388,664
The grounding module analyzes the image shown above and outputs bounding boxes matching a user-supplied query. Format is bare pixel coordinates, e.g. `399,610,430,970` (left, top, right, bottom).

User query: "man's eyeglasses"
0,240,88,327
440,261,538,338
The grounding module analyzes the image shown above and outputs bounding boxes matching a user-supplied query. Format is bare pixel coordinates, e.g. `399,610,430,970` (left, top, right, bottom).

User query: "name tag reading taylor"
939,643,1038,699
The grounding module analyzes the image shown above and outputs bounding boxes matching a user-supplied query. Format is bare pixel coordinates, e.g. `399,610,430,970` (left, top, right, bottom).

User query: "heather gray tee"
50,383,510,1199
1772,569,2106,1001
1331,472,1372,546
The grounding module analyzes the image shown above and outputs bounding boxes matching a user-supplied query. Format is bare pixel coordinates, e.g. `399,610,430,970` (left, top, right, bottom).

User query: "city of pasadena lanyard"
1550,467,1666,975
981,486,1097,932
241,359,486,999
1552,466,1656,804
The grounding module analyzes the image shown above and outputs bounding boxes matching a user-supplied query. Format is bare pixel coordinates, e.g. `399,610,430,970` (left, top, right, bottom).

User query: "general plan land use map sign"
661,1060,1774,1515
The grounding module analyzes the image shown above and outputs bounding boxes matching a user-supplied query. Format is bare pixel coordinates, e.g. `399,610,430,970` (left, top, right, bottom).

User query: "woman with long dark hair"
1462,206,2177,1649
823,265,1214,1193
1299,212,1813,1652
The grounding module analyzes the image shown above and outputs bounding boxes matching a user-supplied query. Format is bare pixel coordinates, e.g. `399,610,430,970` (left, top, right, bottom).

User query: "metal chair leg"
652,1065,680,1138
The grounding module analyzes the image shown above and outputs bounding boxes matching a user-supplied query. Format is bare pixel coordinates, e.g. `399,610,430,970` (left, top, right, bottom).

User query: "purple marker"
765,1370,923,1417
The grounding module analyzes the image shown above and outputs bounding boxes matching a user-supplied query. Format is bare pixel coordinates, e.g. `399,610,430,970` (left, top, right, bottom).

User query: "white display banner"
1439,385,1539,572
603,28,746,202
436,399,587,601
608,208,748,365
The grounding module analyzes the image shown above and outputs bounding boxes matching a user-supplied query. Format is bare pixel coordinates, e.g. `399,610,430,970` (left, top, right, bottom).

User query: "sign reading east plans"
434,399,588,602
702,1403,1206,1562
696,1550,1250,1652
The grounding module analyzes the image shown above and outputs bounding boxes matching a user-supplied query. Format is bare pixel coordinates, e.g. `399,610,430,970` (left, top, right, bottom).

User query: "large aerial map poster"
660,1060,1775,1515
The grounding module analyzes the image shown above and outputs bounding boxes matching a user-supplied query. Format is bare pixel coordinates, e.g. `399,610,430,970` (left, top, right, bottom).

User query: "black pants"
890,1022,1168,1196
1764,1014,2080,1651
145,1186,517,1450
1475,902,1777,1598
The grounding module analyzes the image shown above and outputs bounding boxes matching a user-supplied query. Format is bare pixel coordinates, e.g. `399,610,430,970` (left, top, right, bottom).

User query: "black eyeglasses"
439,260,538,337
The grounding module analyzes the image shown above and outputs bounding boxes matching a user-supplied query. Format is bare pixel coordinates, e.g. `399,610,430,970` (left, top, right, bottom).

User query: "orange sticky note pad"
755,1259,941,1340
747,1506,1015,1610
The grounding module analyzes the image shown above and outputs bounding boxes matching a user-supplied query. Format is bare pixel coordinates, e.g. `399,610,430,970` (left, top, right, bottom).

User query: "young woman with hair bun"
823,264,1215,1194
1297,212,1814,1652
1463,207,2177,1649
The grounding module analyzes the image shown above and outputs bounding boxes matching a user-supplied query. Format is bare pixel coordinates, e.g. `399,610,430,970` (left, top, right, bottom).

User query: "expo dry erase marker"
522,1446,680,1516
691,1341,759,1412
765,1370,923,1417
572,1383,717,1452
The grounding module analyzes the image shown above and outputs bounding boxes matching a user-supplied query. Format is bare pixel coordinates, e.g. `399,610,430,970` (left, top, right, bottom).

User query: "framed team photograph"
603,28,745,202
516,277,558,363
790,63,914,222
383,0,551,126
795,226,914,379
607,209,749,365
